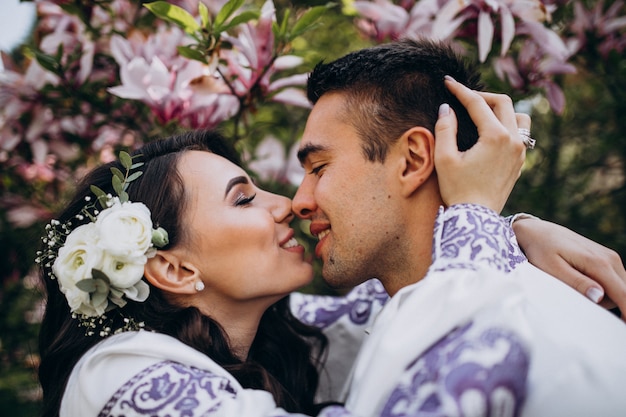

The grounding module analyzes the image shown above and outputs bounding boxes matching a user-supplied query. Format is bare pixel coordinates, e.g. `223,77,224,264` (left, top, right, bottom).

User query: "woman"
37,130,336,416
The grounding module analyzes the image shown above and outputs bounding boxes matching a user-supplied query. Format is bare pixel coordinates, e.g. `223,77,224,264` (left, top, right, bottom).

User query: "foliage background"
0,0,624,415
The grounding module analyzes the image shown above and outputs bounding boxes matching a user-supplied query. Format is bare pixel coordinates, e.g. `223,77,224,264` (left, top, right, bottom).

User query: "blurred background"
1,0,624,415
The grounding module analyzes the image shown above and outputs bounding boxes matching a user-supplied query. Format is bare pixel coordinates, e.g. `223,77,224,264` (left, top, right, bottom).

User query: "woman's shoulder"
60,331,242,416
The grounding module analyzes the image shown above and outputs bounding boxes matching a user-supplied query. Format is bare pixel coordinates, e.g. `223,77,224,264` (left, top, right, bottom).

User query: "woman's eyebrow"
224,176,249,198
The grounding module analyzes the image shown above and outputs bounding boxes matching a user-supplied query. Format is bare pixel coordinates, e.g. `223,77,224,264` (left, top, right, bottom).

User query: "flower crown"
36,151,168,335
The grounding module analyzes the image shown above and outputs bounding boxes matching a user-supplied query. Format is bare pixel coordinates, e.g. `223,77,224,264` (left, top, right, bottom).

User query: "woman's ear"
144,251,200,295
398,127,435,197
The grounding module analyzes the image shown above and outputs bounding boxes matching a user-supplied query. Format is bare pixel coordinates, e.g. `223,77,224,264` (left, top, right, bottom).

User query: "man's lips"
309,222,330,258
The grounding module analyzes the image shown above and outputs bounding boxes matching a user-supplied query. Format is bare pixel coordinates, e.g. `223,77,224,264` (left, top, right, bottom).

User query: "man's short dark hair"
307,38,483,162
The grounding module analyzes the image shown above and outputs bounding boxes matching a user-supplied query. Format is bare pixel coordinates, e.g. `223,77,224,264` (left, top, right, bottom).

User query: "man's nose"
292,177,316,219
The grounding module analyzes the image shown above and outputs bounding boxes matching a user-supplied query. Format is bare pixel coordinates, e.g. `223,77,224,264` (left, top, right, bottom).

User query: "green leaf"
131,162,145,169
110,167,125,182
91,291,108,307
119,190,129,203
144,1,200,34
76,279,97,293
90,185,107,200
119,151,132,170
177,45,208,63
34,51,59,74
291,5,332,38
217,10,259,33
273,8,290,39
214,0,245,28
126,171,143,183
90,185,108,208
91,269,111,284
109,287,124,299
199,2,210,28
112,175,123,196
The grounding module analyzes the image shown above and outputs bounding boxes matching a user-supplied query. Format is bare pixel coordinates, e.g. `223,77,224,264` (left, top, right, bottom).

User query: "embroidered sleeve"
290,281,390,403
98,361,307,417
431,204,526,273
98,359,360,417
380,321,530,417
290,279,388,330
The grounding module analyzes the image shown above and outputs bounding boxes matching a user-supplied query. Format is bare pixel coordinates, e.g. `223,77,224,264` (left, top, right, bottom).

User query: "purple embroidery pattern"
292,280,388,329
381,322,529,417
99,361,237,417
433,205,526,274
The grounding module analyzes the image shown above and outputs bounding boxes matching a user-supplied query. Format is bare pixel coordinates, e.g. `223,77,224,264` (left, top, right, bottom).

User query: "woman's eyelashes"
234,192,256,206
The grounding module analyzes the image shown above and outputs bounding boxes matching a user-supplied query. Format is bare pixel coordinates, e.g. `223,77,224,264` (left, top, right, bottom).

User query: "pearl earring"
194,281,205,292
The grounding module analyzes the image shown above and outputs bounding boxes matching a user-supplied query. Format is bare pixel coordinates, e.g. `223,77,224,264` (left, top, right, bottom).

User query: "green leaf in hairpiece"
119,151,133,170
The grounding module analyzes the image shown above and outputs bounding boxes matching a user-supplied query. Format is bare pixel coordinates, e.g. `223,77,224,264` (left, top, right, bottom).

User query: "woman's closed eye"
235,192,256,206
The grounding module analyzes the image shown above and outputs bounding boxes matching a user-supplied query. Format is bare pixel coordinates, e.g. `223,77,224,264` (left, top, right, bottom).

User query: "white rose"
100,252,147,289
53,223,102,294
52,223,108,316
63,286,91,314
95,200,154,260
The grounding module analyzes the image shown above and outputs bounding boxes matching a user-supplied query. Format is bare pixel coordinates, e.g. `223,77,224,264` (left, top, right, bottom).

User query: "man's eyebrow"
297,143,328,164
224,176,248,198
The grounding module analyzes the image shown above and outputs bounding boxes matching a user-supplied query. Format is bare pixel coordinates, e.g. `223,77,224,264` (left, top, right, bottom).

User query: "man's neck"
381,187,443,297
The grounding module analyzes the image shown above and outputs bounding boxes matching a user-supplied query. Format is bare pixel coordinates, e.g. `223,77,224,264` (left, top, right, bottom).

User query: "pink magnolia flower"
91,0,144,38
220,0,310,108
169,0,230,15
568,0,626,59
108,30,239,128
352,0,575,112
36,2,95,85
246,136,304,186
2,194,53,228
494,40,576,114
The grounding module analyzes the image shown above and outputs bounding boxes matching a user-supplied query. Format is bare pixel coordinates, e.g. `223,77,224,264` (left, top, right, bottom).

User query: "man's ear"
144,251,200,295
398,127,435,197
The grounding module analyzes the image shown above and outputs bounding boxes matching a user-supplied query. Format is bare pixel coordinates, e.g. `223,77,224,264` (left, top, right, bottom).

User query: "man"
293,39,626,416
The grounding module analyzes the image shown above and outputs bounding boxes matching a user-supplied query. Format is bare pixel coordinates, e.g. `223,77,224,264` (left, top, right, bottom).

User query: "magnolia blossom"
494,40,576,114
37,2,95,85
95,200,154,262
220,0,310,107
108,31,239,127
352,0,576,113
247,136,305,186
568,0,626,59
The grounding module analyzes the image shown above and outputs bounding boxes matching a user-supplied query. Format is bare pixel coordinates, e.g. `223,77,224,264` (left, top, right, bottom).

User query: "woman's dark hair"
38,130,328,417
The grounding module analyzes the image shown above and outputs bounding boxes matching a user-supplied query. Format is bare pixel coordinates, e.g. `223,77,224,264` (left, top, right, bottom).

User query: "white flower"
53,223,101,292
52,223,105,315
99,252,146,289
95,200,154,260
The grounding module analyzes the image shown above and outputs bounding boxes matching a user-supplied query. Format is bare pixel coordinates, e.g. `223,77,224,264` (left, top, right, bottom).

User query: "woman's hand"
514,216,626,321
434,76,530,213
